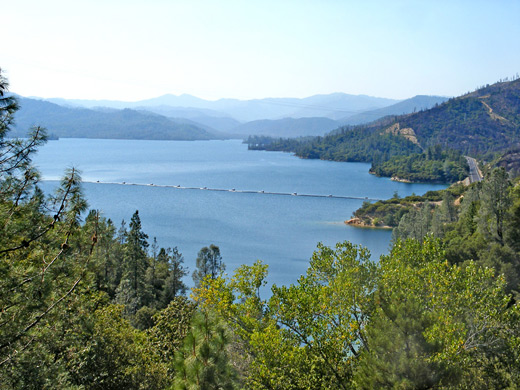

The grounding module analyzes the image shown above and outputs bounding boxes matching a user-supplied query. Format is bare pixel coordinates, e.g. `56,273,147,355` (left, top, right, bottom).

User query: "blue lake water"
34,139,446,287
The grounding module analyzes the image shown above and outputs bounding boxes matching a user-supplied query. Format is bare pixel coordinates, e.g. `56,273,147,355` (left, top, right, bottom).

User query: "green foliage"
389,168,520,294
262,242,377,389
478,168,512,244
149,297,196,371
117,210,149,312
192,244,225,288
154,247,188,307
247,123,421,164
371,146,469,183
0,70,193,387
68,304,169,390
198,239,520,389
355,238,520,389
0,166,92,367
0,73,114,382
393,201,435,241
194,260,268,344
198,244,378,389
353,183,465,228
506,183,520,252
173,309,238,390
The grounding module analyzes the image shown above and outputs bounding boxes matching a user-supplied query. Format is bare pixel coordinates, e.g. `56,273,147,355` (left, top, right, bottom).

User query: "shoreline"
344,217,393,230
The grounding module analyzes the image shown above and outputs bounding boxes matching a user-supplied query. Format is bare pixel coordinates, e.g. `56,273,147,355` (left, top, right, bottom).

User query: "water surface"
35,139,446,287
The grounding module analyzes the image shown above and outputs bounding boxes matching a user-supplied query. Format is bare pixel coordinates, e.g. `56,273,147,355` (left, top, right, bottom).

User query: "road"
465,156,483,183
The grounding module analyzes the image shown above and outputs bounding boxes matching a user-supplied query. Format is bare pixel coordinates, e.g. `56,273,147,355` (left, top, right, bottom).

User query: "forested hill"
247,78,520,182
397,78,520,155
250,78,520,158
11,97,222,140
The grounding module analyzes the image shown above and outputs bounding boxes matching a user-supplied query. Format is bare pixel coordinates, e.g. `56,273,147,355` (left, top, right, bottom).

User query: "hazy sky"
3,0,520,101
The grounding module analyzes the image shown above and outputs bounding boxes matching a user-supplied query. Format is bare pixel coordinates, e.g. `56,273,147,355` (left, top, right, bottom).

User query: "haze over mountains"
44,93,399,121
11,97,219,140
12,92,448,140
252,78,520,162
339,95,450,126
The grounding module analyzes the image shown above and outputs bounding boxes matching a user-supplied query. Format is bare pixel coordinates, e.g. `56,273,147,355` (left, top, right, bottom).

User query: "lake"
34,139,446,287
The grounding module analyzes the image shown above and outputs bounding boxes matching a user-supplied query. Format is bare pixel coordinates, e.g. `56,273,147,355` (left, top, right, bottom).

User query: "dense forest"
2,68,520,389
370,146,469,183
392,168,520,287
399,79,520,155
352,164,520,296
246,129,469,184
246,121,422,162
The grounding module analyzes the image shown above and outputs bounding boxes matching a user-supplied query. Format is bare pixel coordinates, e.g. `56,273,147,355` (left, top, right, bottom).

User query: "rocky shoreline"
344,217,392,229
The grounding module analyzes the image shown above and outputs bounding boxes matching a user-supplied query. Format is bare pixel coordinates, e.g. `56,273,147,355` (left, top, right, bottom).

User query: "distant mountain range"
338,95,449,126
250,78,520,161
44,93,400,122
231,117,340,138
12,97,221,140
12,92,448,140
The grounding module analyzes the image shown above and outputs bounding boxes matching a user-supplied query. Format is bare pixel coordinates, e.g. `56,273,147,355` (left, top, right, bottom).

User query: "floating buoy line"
72,180,382,201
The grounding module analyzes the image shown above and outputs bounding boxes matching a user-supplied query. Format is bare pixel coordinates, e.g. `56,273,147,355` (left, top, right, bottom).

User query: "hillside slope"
12,97,220,140
253,78,520,159
231,117,339,137
247,79,520,182
339,95,449,126
396,79,520,154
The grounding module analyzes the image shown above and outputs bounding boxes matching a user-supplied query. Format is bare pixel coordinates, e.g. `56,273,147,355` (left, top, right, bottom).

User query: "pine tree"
192,244,225,287
162,247,188,305
146,246,188,308
0,69,97,369
173,309,237,390
478,168,512,244
117,210,149,313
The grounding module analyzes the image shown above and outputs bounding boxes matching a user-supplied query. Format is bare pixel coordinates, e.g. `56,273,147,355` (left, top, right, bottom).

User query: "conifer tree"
193,244,225,287
162,247,188,305
117,210,149,313
478,167,512,244
0,69,96,368
146,246,188,308
173,309,237,390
